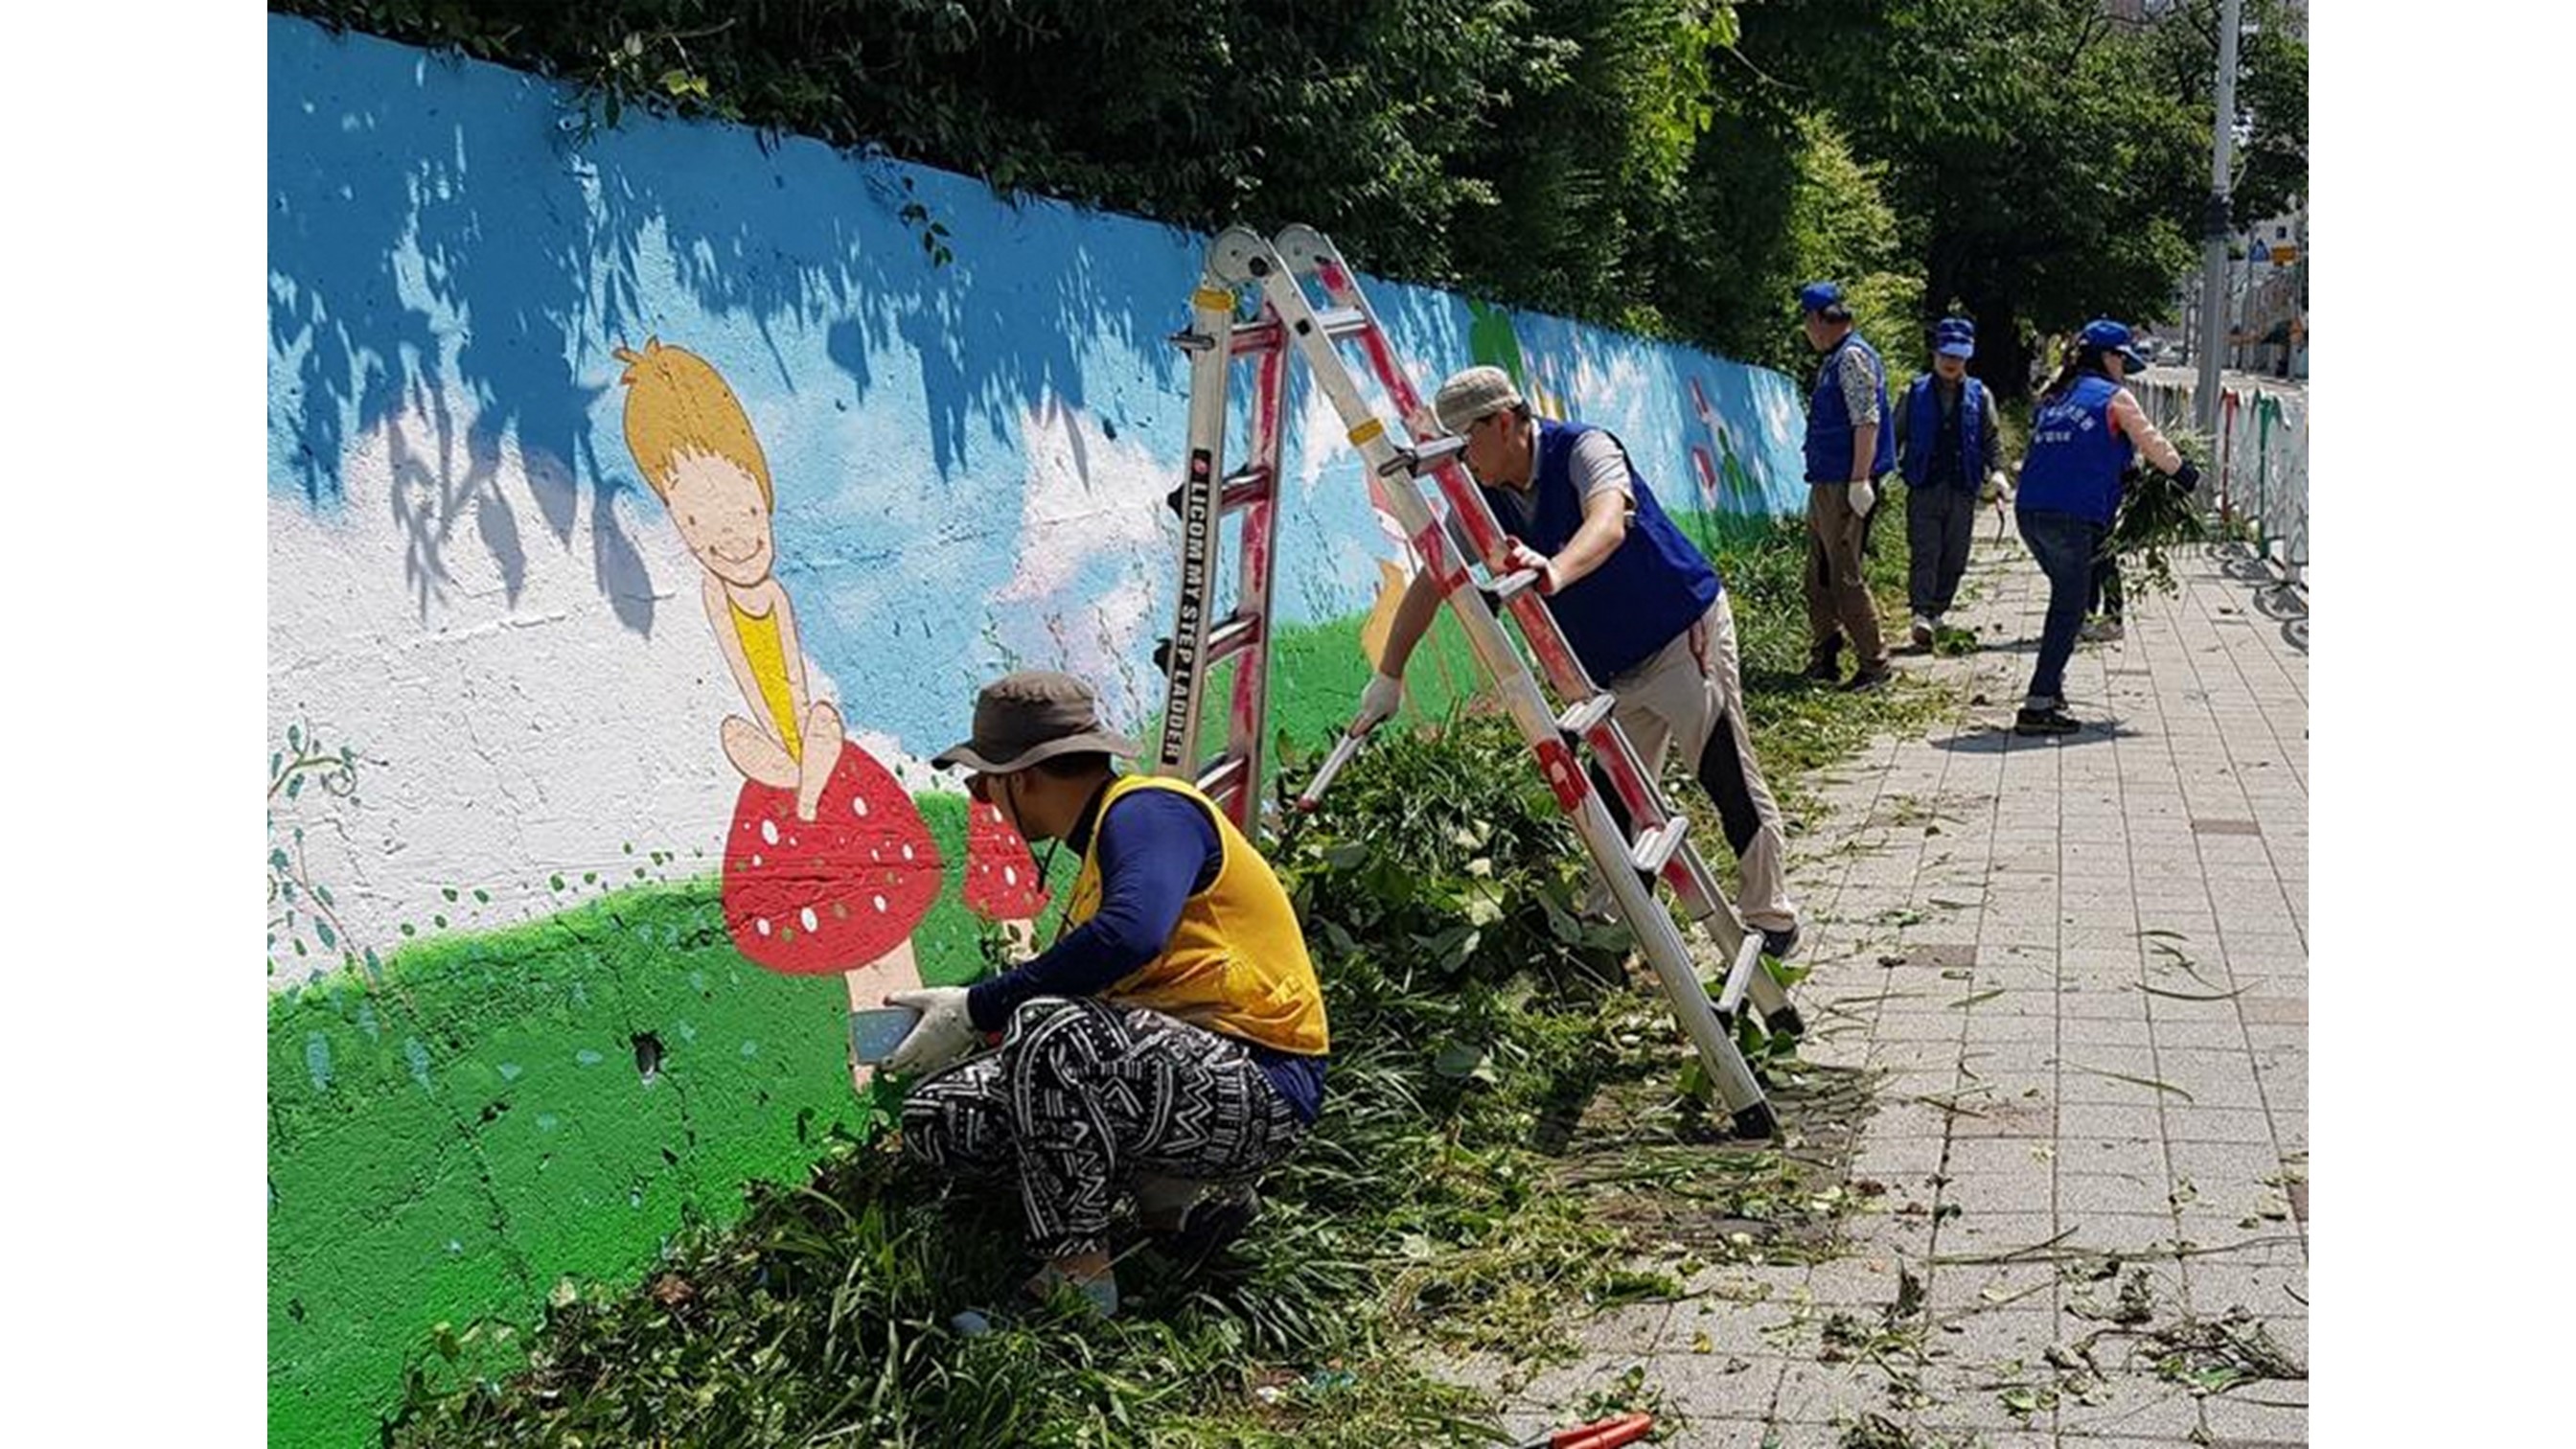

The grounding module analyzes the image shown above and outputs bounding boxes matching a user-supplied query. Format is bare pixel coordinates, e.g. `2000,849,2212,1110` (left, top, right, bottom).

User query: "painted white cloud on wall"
987,394,1175,727
1570,348,1657,445
267,391,934,991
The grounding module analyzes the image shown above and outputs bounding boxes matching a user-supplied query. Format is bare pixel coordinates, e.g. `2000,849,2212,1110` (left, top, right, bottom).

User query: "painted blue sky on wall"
269,14,1812,762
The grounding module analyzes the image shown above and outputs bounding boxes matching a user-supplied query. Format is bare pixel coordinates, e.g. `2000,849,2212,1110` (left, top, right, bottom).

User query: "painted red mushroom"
720,743,941,976
962,801,1050,921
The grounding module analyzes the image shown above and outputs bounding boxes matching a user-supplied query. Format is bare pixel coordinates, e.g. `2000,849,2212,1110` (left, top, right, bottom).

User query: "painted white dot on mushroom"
1004,866,1019,887
853,797,870,817
800,906,819,933
755,917,773,936
872,895,887,913
760,818,780,846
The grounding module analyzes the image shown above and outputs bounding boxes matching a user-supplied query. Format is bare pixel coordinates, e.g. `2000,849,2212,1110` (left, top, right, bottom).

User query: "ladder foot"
1729,1100,1778,1141
1764,1004,1806,1038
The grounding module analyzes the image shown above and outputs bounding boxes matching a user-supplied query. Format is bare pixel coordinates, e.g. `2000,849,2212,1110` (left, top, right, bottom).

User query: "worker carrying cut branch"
1350,365,1803,960
886,670,1329,1317
2012,319,2200,736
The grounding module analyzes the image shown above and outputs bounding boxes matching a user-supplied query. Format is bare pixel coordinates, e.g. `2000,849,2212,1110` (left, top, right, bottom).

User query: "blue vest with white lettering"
1483,419,1720,682
1898,375,1986,490
1804,333,1897,483
2015,374,2135,525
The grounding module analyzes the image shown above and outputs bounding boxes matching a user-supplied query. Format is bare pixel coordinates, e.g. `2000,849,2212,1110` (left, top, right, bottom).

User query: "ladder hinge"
1378,433,1469,478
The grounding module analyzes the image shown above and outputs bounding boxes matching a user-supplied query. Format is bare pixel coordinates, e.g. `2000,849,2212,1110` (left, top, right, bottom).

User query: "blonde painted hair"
612,337,773,508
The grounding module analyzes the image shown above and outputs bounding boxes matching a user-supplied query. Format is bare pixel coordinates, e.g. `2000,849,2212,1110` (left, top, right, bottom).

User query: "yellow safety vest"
1067,774,1329,1056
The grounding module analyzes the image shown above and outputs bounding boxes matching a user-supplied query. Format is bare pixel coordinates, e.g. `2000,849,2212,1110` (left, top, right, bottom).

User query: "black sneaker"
1760,923,1801,960
2013,706,2081,737
1806,656,1843,684
1841,667,1894,694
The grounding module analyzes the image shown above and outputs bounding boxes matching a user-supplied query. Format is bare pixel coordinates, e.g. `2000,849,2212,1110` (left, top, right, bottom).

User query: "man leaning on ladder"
1348,366,1803,961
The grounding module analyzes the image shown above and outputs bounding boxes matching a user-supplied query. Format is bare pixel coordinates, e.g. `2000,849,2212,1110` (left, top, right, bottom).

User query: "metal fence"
2134,370,2308,596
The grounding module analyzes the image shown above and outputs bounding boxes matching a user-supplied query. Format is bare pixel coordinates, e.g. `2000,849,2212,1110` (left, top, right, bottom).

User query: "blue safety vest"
2016,375,2135,525
1898,375,1986,490
1805,333,1897,483
1480,420,1720,682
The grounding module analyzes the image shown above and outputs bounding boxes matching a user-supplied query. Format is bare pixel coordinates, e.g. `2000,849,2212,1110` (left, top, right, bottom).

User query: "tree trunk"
1958,288,2035,406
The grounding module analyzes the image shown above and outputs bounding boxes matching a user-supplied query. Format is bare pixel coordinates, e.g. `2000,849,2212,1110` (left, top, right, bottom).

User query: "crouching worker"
886,670,1329,1317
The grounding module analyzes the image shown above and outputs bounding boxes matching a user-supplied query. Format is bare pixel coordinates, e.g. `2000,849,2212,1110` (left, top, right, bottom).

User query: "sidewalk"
1455,524,2310,1447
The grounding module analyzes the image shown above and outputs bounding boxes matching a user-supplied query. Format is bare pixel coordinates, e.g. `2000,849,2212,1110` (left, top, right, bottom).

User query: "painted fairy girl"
612,337,946,1089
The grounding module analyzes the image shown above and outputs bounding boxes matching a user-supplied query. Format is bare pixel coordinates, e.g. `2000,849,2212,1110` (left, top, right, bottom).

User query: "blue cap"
2079,317,2148,371
1798,281,1848,315
1934,316,1976,358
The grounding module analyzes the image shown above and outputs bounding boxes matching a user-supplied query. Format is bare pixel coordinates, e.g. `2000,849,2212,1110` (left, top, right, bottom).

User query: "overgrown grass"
386,517,1951,1447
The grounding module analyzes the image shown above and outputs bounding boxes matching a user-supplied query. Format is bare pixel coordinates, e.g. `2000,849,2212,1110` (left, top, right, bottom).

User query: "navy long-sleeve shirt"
964,782,1326,1123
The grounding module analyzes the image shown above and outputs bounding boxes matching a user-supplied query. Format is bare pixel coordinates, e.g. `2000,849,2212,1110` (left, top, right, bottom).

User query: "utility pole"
2195,0,2245,435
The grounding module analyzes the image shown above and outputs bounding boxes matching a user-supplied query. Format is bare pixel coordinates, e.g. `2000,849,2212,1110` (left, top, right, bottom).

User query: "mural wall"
266,13,1816,1442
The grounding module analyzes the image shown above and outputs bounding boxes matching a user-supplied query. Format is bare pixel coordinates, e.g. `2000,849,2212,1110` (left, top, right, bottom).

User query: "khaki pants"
1805,481,1889,674
1590,595,1799,935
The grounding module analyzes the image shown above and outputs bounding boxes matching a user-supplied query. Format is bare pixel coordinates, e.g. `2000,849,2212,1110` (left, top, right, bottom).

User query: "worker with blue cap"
1893,316,2006,650
2010,319,2201,736
1796,282,1895,691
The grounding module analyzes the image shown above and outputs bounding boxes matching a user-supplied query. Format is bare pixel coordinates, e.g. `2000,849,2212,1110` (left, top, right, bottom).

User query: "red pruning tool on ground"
1516,1412,1654,1449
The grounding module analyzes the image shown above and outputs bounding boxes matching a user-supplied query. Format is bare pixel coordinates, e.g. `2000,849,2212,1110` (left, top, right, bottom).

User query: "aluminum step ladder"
1153,224,1802,1138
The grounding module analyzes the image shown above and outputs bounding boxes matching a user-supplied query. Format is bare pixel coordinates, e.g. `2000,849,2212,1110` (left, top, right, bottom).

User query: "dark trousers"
901,998,1305,1259
2088,553,2124,620
1905,480,1979,617
2016,508,2104,709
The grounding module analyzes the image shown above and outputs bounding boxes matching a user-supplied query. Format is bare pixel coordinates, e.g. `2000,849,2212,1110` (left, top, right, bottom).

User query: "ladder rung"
1554,694,1616,740
1627,816,1690,877
1229,319,1287,356
1715,932,1767,1019
1206,611,1262,666
1227,310,1364,355
1168,467,1272,518
1219,465,1272,512
1377,433,1470,478
1487,566,1546,605
1294,308,1368,341
1196,754,1250,803
1169,328,1217,354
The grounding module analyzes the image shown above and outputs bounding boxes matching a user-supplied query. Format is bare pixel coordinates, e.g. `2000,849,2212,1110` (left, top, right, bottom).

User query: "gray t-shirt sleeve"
1568,429,1635,506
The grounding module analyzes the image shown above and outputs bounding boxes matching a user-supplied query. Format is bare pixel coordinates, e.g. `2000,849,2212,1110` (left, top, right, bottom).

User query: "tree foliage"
274,0,2302,397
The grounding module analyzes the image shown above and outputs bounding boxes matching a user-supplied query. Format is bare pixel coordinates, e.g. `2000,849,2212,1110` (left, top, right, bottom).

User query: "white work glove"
1353,671,1406,736
1848,478,1877,517
884,986,978,1076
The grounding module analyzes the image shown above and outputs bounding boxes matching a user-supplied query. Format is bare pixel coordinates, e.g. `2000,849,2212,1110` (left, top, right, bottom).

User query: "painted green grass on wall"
267,794,1051,1445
